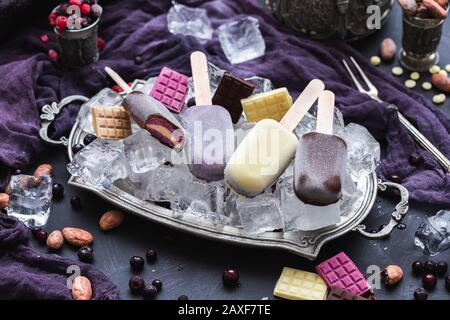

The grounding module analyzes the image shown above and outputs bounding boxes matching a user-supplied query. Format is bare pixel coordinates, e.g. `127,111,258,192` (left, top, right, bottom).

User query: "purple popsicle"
183,51,234,181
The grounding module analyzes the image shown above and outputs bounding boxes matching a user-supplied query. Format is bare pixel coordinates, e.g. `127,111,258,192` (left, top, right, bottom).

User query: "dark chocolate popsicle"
293,90,348,206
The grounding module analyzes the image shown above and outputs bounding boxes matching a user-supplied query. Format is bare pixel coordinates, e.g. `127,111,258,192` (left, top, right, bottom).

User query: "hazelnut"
46,230,64,250
34,164,53,177
383,265,403,286
0,193,9,210
380,38,397,61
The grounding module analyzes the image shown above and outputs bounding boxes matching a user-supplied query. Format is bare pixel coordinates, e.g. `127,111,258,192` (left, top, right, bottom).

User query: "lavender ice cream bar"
183,105,234,181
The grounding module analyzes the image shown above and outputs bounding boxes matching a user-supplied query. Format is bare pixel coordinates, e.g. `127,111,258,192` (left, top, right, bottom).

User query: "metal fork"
343,56,450,173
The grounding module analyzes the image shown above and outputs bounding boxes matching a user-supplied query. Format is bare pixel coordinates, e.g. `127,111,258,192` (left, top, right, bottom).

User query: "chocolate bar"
241,88,292,123
212,72,255,123
316,252,371,296
150,67,189,113
91,106,132,140
273,267,328,300
327,287,367,300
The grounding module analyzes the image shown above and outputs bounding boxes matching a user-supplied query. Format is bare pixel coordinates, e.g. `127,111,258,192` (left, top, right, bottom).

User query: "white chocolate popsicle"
224,79,325,197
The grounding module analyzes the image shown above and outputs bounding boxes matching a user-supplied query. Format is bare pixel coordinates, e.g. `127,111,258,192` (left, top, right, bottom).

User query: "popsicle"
294,91,348,206
105,67,185,151
224,79,325,197
182,51,234,181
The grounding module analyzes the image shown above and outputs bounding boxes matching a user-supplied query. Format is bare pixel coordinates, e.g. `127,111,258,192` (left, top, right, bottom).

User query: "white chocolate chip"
422,82,432,90
405,79,416,88
446,64,450,73
370,56,381,66
432,94,446,105
410,72,420,80
392,67,404,76
429,65,441,74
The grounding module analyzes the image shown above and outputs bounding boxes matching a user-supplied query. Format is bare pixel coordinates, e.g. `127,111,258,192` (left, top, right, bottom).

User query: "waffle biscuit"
91,106,132,140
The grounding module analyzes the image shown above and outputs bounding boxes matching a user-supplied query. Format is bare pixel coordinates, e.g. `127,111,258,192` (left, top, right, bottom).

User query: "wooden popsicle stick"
316,90,335,135
279,79,325,132
190,51,212,106
104,67,132,94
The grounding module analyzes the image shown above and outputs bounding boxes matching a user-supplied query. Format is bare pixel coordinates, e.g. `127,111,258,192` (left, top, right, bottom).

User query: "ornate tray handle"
354,180,409,239
39,95,89,146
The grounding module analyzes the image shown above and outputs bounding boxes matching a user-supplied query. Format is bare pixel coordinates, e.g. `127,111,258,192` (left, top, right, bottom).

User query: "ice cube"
236,192,284,235
275,177,341,231
342,123,380,178
222,188,241,227
245,76,274,94
294,112,317,139
137,163,228,224
218,17,266,64
67,139,124,186
7,174,53,227
167,2,213,42
415,210,450,256
138,164,190,201
171,179,225,216
123,130,174,182
294,108,345,139
340,172,363,213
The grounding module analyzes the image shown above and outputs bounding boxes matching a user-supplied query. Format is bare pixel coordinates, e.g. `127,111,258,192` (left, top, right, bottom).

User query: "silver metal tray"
39,89,409,260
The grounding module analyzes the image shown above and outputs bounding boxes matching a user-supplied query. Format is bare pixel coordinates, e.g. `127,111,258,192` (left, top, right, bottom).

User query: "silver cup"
53,6,100,68
399,10,447,71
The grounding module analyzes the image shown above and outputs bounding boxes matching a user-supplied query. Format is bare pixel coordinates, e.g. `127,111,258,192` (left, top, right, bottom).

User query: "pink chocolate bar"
315,252,370,296
150,67,189,113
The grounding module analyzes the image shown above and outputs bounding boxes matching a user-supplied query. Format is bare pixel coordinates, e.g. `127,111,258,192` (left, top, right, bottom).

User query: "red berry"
48,49,59,63
48,12,58,26
55,16,68,31
128,82,133,87
80,3,91,15
97,37,106,50
69,0,82,7
40,34,49,43
111,85,123,93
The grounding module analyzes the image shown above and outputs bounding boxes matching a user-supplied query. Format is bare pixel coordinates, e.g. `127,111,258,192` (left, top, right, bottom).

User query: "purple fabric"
0,214,119,299
0,0,450,298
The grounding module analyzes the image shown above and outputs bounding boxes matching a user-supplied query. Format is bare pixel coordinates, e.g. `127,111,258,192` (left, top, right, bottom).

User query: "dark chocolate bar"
327,287,367,301
212,72,255,123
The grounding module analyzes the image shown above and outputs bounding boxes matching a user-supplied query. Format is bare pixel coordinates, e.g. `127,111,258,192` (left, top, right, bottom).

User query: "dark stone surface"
26,3,450,300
